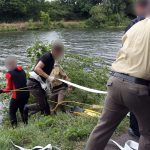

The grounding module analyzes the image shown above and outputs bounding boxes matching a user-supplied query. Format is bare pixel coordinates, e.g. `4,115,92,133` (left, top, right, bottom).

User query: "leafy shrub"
40,11,50,29
27,41,51,63
87,5,108,28
87,3,129,28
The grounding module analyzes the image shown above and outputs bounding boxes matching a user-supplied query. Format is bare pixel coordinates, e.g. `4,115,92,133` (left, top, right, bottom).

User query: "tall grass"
0,113,128,150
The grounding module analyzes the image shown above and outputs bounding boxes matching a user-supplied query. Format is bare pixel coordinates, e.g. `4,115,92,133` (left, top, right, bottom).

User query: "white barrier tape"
57,78,108,94
12,141,61,150
30,72,108,95
110,139,139,150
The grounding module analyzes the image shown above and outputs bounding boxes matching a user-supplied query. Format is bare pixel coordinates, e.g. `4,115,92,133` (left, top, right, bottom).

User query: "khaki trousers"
86,76,150,150
51,90,66,112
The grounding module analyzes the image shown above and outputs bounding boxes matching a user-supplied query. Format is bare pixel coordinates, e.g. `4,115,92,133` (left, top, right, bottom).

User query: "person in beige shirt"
85,1,150,150
49,63,72,113
112,17,150,80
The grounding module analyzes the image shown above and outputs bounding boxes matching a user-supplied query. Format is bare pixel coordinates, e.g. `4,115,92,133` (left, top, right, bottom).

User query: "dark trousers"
9,98,28,126
86,76,150,150
27,79,50,115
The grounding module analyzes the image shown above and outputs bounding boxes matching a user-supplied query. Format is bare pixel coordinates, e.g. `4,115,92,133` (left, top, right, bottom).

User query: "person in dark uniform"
0,56,29,127
24,40,64,120
125,0,147,138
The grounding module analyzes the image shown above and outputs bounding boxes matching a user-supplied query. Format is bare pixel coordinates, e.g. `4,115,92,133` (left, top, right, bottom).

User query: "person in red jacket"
0,56,29,127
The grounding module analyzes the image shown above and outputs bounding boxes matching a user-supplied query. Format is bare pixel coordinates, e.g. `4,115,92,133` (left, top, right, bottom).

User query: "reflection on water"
0,29,123,73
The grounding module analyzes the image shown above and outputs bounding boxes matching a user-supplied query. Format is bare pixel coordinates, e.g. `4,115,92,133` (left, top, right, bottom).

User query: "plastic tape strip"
58,78,108,94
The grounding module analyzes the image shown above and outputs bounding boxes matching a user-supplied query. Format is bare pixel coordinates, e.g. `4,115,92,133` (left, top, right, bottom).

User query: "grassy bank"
0,21,126,32
0,21,87,32
0,113,129,150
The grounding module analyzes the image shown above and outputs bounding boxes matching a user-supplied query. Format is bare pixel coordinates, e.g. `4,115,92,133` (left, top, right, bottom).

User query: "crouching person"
49,63,72,113
0,56,29,127
23,40,65,119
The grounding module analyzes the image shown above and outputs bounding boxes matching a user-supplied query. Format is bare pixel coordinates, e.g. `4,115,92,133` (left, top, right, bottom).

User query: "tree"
88,5,108,27
0,0,26,21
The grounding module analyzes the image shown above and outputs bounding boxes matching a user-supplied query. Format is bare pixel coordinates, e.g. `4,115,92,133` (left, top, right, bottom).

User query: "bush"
87,4,129,28
27,41,51,63
87,5,108,28
40,11,50,29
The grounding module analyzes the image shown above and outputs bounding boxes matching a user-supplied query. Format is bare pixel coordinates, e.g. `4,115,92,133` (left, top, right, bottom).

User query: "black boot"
23,105,29,125
11,120,17,128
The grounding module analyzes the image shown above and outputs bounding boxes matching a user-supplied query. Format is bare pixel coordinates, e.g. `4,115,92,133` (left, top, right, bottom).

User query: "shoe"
23,105,29,124
128,128,140,138
11,121,17,128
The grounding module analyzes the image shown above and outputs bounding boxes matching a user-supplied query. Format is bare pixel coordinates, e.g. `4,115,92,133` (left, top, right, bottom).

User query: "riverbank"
0,21,126,32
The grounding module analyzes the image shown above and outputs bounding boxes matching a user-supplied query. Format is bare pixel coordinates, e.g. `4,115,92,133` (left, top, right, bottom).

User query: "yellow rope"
1,86,34,92
49,100,103,113
1,86,103,114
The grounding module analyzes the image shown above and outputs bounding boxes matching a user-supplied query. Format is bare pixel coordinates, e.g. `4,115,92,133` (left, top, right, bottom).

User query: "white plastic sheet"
110,139,139,150
12,141,60,150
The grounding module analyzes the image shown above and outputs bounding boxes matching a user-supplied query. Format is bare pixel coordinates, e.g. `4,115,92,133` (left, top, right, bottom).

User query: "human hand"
68,86,74,92
47,76,55,82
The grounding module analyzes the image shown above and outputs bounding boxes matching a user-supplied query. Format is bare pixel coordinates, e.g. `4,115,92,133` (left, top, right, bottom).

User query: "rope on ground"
49,100,103,114
49,100,75,112
2,86,35,92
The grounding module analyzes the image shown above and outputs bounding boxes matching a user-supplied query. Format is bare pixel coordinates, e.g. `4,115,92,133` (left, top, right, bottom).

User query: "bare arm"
34,61,49,80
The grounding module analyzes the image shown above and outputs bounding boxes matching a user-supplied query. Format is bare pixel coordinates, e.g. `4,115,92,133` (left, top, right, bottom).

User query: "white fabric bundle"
12,141,60,150
110,139,139,150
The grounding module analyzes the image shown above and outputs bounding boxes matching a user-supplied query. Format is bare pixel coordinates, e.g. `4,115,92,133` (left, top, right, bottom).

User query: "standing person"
0,56,29,127
85,0,150,150
24,40,64,119
49,63,72,113
125,0,147,138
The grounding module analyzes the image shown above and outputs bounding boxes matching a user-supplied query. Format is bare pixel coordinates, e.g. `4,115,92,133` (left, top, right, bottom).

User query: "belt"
111,72,150,86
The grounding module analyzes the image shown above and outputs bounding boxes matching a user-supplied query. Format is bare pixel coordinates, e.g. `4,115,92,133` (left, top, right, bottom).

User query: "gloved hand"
47,76,55,82
0,90,3,94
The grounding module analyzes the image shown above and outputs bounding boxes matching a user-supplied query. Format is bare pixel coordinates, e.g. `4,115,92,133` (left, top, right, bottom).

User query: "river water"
0,29,123,74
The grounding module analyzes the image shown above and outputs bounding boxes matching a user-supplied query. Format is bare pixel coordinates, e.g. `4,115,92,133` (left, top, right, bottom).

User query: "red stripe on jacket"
2,66,23,99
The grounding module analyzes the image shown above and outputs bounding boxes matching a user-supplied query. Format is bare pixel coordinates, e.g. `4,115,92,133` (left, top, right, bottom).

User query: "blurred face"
5,58,17,71
135,3,146,16
52,48,64,60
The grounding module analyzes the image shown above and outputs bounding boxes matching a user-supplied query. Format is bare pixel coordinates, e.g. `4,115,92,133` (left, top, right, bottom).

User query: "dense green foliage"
0,0,135,27
87,0,135,28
